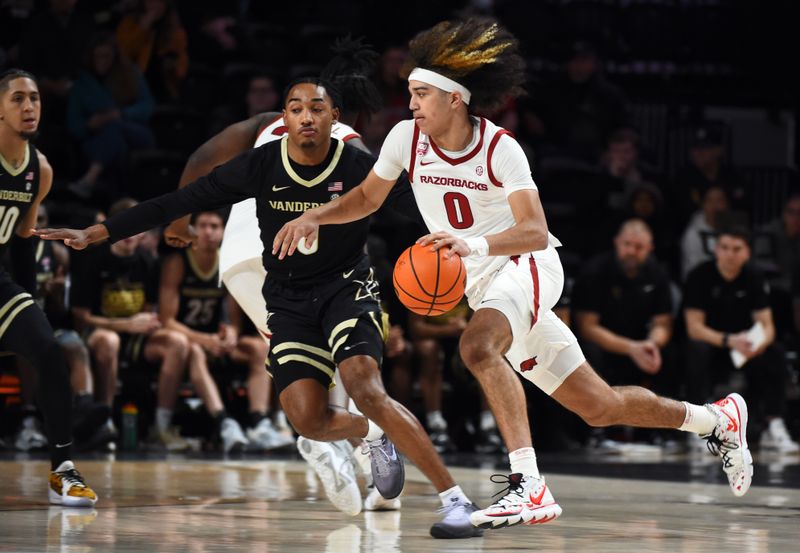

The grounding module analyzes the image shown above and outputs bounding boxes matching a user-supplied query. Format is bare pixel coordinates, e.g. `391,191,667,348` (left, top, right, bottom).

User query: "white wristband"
464,236,489,257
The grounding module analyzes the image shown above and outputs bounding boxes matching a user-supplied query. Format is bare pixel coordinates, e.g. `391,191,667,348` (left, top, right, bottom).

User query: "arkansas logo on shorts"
520,356,538,372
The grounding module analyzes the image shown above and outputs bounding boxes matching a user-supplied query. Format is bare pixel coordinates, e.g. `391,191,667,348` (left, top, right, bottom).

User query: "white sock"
427,410,447,430
363,418,384,442
479,410,496,431
509,447,540,478
678,402,717,435
156,408,173,432
438,485,470,508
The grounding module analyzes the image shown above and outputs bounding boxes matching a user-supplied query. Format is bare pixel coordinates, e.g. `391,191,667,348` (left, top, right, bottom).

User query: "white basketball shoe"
704,393,753,496
469,473,562,529
297,437,362,516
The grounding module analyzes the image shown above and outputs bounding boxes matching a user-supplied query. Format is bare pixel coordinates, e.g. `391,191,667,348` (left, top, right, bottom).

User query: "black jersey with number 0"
0,143,39,263
104,138,420,287
176,249,225,333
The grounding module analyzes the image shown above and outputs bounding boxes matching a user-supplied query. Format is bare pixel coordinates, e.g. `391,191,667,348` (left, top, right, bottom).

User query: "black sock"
212,410,228,434
250,411,267,428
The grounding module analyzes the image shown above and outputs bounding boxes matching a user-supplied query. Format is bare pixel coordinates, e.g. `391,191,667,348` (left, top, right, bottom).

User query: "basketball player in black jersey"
0,69,96,506
37,79,481,538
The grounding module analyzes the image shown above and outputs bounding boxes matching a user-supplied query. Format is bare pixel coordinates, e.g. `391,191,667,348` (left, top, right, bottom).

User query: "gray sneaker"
430,501,484,539
362,435,404,499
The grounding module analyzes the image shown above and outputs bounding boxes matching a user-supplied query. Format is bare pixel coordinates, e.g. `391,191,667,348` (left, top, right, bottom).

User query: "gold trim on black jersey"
186,249,219,282
280,136,345,188
0,146,30,177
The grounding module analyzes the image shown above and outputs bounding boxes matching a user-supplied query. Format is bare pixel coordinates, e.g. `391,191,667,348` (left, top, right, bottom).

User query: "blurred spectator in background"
684,225,798,453
573,219,674,392
209,72,280,136
754,194,800,342
18,0,95,121
525,41,629,163
601,181,678,277
158,211,291,452
66,32,154,199
373,45,410,131
70,198,192,451
673,122,748,226
116,0,188,101
680,186,729,280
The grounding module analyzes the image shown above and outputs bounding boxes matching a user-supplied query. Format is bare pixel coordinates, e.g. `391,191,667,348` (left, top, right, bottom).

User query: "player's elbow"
522,220,548,251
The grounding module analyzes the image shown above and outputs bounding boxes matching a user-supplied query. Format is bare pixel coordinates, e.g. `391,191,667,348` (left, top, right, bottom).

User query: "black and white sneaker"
362,435,404,499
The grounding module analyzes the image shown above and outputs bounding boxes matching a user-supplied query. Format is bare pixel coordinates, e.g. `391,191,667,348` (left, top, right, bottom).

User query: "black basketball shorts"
263,256,386,393
0,270,38,348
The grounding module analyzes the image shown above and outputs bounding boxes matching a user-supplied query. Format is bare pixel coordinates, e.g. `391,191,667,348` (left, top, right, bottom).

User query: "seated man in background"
573,219,675,447
684,225,799,453
70,198,192,451
158,210,292,452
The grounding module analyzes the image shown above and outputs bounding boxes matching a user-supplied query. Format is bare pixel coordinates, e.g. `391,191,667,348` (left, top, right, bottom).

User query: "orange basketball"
393,243,466,316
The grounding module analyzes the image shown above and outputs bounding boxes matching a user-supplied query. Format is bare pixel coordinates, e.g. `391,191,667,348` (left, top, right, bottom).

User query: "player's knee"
165,331,190,357
458,338,496,373
284,407,326,440
92,330,120,357
578,392,621,428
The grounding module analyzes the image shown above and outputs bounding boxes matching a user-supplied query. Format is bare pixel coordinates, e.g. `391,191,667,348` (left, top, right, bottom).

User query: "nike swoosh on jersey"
54,442,73,449
419,160,435,166
342,341,368,351
272,184,291,192
343,269,355,278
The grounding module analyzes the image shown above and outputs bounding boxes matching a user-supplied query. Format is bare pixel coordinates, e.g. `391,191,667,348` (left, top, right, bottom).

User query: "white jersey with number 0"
219,116,361,275
373,117,560,306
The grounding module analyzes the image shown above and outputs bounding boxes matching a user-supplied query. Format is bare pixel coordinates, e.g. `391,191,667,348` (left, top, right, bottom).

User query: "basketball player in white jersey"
274,18,753,530
163,39,402,516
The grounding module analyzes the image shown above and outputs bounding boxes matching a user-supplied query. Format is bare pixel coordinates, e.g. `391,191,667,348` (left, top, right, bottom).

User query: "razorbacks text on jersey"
219,116,362,276
176,249,225,333
373,117,560,304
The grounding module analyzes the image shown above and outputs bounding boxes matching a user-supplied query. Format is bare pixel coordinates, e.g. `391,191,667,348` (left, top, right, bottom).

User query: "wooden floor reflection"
2,458,799,552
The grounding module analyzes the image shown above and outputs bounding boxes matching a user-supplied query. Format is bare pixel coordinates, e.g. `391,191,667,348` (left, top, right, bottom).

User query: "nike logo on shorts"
342,341,368,351
54,442,73,448
343,269,355,278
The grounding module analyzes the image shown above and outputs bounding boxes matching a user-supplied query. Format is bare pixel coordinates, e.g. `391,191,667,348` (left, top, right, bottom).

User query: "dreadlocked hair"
320,35,382,118
403,18,526,111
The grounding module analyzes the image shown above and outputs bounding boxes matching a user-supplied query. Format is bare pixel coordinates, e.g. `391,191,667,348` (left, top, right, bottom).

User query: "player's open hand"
33,227,94,250
164,217,196,248
272,213,319,260
417,231,468,259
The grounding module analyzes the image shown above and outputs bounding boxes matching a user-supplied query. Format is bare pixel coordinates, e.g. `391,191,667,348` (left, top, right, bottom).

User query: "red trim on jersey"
408,123,421,184
430,118,487,165
487,130,513,188
341,133,361,142
529,256,540,328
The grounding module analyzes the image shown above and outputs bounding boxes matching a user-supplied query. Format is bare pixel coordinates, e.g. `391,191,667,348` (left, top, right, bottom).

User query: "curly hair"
402,18,526,111
321,35,383,118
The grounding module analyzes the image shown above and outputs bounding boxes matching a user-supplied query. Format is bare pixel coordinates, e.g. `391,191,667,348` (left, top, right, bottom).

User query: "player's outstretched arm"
33,224,108,250
272,169,396,259
165,112,280,247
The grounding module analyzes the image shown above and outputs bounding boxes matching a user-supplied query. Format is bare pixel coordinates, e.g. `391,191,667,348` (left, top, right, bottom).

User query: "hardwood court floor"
2,456,799,553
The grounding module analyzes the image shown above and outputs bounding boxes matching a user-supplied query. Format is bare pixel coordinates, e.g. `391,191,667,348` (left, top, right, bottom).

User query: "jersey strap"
486,129,514,188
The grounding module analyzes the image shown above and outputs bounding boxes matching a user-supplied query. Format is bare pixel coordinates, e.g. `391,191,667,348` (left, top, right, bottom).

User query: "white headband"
408,68,471,105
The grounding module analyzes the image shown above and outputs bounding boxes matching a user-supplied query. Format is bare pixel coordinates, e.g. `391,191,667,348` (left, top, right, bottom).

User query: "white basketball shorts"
474,246,585,395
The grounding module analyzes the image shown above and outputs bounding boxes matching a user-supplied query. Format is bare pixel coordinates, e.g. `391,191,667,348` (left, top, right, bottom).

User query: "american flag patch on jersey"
25,171,34,181
327,181,343,192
